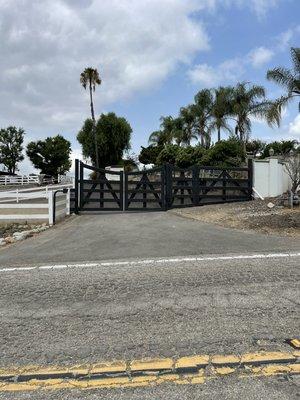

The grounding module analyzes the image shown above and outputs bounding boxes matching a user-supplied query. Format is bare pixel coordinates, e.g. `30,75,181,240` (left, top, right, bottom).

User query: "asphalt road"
0,212,300,265
0,213,300,398
0,252,300,399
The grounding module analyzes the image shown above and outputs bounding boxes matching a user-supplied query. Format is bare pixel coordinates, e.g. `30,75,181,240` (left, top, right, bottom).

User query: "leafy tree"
209,86,233,141
267,47,300,116
231,82,279,144
178,107,197,146
0,126,25,174
139,145,163,165
175,145,206,168
80,67,101,167
26,135,72,176
246,139,266,157
191,89,214,148
201,138,245,167
156,144,180,165
77,112,132,168
148,130,172,146
148,116,179,146
260,140,299,159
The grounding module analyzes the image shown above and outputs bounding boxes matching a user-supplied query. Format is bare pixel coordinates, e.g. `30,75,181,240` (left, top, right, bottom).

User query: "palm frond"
291,47,300,75
266,67,295,91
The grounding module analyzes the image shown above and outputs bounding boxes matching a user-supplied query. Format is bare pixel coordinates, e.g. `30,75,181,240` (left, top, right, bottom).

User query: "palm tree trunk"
89,80,99,168
217,127,221,142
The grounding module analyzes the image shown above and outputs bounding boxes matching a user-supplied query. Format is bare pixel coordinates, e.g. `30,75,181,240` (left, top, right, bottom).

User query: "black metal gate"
74,160,123,212
73,159,253,213
165,163,252,209
125,167,165,211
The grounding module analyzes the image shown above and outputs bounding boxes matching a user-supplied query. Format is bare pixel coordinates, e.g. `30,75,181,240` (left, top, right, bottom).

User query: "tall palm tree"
178,107,197,146
80,67,101,167
148,116,179,146
267,47,300,116
148,130,173,146
209,86,233,141
191,89,214,148
230,82,279,144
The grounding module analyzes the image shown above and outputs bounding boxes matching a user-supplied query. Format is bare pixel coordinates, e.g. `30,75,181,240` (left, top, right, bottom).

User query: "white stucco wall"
253,158,291,198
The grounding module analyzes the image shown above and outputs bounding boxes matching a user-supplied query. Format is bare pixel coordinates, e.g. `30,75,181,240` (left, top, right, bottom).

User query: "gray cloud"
0,0,210,140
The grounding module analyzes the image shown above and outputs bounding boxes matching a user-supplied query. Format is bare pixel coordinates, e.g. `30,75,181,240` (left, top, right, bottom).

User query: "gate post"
164,164,172,210
79,161,84,209
248,158,253,200
192,165,200,206
74,159,79,214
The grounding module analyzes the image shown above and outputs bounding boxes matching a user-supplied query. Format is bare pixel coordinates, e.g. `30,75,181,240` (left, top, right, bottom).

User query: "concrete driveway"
0,211,299,266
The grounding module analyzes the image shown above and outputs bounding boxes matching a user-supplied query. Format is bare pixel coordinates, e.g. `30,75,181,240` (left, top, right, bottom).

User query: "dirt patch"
170,200,300,237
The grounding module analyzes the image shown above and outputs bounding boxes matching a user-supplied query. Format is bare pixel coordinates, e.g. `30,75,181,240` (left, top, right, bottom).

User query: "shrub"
156,144,180,165
201,139,245,167
138,145,163,165
175,146,206,168
260,140,299,159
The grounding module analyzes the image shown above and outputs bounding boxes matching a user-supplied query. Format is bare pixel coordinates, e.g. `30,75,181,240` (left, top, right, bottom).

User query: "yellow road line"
289,339,300,349
0,350,299,392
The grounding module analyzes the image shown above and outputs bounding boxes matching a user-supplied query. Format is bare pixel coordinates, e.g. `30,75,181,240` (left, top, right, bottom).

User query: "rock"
13,231,31,241
0,238,6,246
5,236,14,244
30,228,41,234
267,202,275,209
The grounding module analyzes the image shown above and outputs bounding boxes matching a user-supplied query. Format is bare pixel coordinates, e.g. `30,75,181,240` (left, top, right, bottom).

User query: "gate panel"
167,166,196,208
167,161,252,208
78,162,123,211
125,167,165,211
198,166,251,205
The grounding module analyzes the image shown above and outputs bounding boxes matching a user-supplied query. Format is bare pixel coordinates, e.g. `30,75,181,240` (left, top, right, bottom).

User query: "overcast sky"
0,0,300,174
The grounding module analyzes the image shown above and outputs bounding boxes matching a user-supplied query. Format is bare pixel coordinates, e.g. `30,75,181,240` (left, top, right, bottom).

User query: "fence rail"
0,184,73,224
0,175,40,186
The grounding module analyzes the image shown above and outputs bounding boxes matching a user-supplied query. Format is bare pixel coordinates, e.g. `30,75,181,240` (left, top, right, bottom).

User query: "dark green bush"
156,144,180,165
175,145,206,168
201,139,245,167
138,145,163,165
260,140,299,158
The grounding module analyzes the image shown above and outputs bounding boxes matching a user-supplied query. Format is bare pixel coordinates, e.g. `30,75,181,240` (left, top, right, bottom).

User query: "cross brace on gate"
71,159,253,213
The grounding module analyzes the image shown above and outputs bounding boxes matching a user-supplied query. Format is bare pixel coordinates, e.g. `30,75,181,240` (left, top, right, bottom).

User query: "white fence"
0,174,74,186
0,175,40,186
0,184,73,225
253,157,292,198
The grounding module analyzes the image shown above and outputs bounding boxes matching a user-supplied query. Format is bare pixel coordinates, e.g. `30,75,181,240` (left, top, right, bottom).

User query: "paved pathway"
0,212,299,266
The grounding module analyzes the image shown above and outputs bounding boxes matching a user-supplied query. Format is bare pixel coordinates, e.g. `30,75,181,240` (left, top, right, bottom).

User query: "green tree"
201,138,245,167
231,82,279,144
175,145,206,168
246,139,266,157
209,86,233,142
156,144,180,165
77,112,132,168
260,140,299,159
178,107,197,146
138,145,163,165
26,135,72,176
80,67,102,168
148,130,172,146
191,89,214,148
0,126,25,174
267,47,300,116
